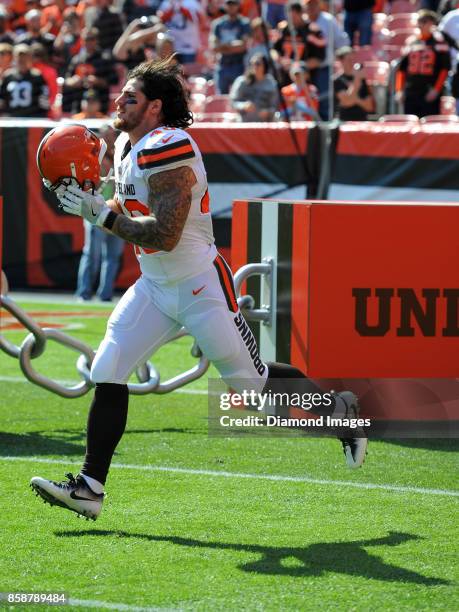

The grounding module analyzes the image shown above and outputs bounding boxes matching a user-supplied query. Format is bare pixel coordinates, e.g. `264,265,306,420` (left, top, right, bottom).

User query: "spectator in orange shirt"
240,0,259,20
0,43,13,77
72,89,109,119
40,0,65,37
0,7,15,46
281,60,319,119
9,0,31,33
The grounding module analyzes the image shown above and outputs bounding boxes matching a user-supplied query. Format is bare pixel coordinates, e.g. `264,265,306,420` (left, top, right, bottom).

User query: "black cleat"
30,473,104,520
333,391,368,468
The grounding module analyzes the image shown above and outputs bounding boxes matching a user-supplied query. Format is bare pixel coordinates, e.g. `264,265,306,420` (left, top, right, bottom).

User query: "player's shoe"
30,473,104,520
333,391,368,468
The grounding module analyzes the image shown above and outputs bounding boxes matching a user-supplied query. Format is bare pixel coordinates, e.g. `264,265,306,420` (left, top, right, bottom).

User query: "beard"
113,101,149,132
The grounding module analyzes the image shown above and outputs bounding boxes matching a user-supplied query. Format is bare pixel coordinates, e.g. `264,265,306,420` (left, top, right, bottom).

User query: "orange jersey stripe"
200,189,210,214
137,144,194,166
215,255,238,312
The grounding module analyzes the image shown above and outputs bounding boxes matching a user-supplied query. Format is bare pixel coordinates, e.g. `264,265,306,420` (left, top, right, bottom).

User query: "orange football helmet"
36,124,107,190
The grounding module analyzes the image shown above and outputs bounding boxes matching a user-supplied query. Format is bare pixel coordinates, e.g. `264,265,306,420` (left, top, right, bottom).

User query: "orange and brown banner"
0,123,313,290
329,122,459,202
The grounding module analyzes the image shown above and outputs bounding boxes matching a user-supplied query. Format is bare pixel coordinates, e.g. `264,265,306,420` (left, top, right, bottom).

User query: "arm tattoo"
113,165,196,251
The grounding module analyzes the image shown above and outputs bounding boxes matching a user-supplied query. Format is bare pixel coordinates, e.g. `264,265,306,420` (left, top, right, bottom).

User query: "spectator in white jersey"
157,0,204,64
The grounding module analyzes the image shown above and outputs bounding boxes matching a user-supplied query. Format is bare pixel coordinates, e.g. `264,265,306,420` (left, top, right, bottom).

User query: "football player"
31,58,367,521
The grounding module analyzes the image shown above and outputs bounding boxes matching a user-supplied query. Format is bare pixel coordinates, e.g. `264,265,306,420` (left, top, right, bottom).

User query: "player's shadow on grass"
124,427,204,436
384,439,459,452
54,529,449,585
0,431,85,456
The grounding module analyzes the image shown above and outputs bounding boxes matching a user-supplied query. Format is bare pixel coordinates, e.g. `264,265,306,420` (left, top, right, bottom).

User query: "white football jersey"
113,126,217,283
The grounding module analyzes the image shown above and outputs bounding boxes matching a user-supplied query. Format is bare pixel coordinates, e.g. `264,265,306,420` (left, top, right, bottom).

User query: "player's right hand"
58,183,111,227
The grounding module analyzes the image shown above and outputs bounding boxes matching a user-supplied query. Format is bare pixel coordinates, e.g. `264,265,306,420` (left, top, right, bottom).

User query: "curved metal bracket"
234,258,274,327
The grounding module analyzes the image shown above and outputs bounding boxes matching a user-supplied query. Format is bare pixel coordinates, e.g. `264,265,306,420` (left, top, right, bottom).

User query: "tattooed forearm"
112,166,196,251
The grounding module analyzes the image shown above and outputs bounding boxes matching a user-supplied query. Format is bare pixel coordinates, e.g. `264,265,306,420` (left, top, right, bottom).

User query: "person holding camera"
333,46,374,120
113,16,165,70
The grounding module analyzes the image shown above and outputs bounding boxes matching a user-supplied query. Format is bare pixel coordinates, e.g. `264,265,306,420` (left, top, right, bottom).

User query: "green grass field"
0,300,458,611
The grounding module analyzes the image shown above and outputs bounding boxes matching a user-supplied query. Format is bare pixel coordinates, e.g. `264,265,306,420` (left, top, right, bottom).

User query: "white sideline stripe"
68,598,171,611
4,455,459,497
0,375,207,395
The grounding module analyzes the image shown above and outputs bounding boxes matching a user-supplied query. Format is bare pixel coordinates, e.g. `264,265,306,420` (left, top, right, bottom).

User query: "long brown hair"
245,53,269,85
128,57,193,129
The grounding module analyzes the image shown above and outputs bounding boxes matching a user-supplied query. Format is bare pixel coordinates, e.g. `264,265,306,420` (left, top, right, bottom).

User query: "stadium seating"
386,13,418,31
204,95,232,113
352,46,382,64
390,0,420,13
379,114,420,123
420,115,459,123
383,45,405,62
188,76,208,92
372,13,388,32
364,61,390,86
190,93,207,114
440,96,456,115
387,28,417,47
182,62,206,78
195,111,239,122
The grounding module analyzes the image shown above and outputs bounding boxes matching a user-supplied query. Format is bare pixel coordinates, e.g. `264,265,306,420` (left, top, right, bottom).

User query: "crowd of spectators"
0,0,458,122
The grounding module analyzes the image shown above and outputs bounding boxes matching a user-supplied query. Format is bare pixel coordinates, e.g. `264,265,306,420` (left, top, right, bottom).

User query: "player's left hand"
57,183,111,227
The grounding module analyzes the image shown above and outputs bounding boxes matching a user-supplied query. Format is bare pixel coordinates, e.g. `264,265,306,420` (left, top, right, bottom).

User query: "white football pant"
91,255,268,393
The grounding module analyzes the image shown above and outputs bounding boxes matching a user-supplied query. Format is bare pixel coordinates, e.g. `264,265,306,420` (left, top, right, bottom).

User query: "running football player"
31,58,367,520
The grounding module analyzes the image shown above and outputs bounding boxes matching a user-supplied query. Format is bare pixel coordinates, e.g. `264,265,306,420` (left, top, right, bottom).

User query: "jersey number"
283,40,305,60
123,199,158,255
407,48,435,76
7,81,33,108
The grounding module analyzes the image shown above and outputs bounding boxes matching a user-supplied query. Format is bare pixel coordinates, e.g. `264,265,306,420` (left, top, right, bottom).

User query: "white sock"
81,474,104,494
